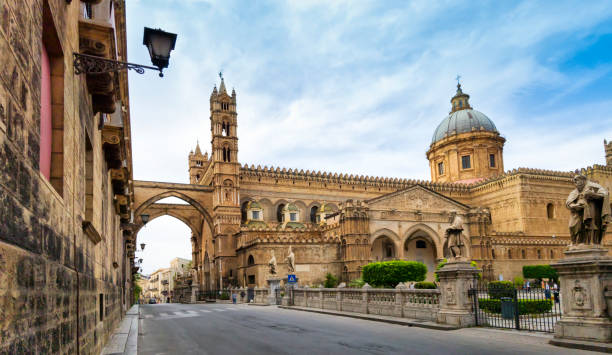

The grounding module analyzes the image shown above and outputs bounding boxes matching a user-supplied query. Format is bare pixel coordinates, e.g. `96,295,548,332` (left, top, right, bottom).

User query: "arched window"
277,204,285,222
537,249,542,259
416,240,427,249
521,249,526,259
492,249,496,259
310,206,319,223
507,249,512,259
247,255,255,266
550,249,554,259
547,203,554,219
222,121,230,136
385,241,394,258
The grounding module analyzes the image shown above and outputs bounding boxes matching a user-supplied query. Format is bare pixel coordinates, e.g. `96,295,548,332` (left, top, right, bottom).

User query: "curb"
278,306,457,331
550,338,612,353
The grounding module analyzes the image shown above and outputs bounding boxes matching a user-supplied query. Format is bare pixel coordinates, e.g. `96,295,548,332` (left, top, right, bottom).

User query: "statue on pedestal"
285,246,295,273
566,174,611,246
268,251,277,275
444,213,468,261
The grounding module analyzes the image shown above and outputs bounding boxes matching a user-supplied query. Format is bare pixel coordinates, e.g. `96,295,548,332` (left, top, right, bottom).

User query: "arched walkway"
403,229,438,281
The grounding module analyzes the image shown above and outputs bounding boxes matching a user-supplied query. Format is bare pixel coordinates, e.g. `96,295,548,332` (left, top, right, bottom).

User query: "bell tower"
209,74,240,288
188,141,209,184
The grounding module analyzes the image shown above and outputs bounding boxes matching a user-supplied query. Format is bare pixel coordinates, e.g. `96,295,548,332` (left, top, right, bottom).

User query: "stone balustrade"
291,287,440,322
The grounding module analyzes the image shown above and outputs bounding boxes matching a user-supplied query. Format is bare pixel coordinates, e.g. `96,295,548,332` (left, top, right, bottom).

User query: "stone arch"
370,228,401,261
133,190,213,231
402,224,443,260
134,209,199,236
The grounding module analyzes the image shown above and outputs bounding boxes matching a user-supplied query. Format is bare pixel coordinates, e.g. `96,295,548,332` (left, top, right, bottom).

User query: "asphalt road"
138,303,591,355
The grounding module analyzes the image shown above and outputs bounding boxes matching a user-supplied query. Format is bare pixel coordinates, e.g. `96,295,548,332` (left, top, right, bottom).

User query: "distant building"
146,257,192,302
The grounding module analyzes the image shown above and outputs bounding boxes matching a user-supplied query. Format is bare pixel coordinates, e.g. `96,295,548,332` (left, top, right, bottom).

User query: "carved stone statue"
268,251,277,275
445,213,467,260
566,174,611,246
286,246,295,273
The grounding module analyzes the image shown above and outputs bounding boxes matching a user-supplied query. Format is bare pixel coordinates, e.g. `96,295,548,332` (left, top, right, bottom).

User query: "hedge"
488,281,514,299
324,273,339,288
414,281,437,289
479,299,553,315
522,265,558,281
362,260,427,287
219,292,230,300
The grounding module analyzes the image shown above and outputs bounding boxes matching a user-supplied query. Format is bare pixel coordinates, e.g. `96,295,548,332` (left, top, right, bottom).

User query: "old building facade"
1,1,136,353
140,78,612,292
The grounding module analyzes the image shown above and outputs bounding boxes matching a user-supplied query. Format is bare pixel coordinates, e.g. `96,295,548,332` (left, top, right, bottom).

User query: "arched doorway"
371,235,396,261
404,230,438,281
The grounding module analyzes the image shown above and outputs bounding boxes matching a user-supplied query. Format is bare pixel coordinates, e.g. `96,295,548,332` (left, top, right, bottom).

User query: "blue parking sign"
287,274,297,283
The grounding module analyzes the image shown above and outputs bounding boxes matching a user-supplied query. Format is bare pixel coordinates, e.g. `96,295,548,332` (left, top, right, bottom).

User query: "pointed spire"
211,85,218,97
195,140,202,155
219,78,227,94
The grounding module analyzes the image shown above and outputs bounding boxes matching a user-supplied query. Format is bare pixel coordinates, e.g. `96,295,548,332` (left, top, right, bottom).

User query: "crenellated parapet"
239,163,472,192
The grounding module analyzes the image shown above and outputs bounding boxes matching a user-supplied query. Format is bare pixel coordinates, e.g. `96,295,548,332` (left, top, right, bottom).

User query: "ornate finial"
456,74,461,86
219,71,223,80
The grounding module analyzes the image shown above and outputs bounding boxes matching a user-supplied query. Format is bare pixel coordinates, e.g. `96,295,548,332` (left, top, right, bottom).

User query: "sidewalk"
101,305,139,355
278,305,457,331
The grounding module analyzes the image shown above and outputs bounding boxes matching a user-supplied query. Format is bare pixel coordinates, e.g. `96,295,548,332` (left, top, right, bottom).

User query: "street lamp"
73,27,177,77
141,243,146,251
140,214,150,225
143,28,177,77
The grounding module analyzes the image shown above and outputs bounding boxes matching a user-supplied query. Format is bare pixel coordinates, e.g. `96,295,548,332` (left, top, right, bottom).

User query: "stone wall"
0,1,131,354
291,287,440,322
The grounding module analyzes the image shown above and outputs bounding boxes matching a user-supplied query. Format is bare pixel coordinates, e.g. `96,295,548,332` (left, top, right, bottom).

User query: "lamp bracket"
73,53,163,76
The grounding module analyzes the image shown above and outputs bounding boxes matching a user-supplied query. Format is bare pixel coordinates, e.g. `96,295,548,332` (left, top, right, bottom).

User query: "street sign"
287,274,297,283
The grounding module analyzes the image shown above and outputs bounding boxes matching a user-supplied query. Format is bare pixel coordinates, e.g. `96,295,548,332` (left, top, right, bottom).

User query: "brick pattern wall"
0,1,128,354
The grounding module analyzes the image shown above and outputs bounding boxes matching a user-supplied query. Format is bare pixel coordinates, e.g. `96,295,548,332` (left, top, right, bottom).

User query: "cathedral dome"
431,109,498,144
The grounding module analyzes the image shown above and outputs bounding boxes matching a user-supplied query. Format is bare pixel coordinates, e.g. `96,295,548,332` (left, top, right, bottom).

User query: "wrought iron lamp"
73,27,177,77
140,214,150,225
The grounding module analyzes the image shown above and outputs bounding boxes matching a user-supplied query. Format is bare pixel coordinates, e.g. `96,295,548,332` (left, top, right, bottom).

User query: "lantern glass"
140,214,150,225
140,243,146,250
143,27,177,71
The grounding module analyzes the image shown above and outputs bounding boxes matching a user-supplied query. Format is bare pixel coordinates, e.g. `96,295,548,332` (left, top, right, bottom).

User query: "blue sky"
126,0,612,274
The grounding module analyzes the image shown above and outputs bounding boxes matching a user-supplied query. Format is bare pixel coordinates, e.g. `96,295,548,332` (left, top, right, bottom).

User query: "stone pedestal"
437,260,480,327
552,247,612,343
267,277,281,305
190,285,199,304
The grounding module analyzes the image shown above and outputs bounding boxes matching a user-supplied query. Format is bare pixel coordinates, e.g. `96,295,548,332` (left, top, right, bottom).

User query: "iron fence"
470,284,561,333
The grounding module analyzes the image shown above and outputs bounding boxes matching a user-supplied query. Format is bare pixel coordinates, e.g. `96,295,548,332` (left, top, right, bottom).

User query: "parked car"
148,298,157,304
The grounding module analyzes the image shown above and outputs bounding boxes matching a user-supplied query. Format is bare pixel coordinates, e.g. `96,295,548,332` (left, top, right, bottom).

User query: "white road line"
186,311,199,315
228,308,240,311
199,310,211,313
144,314,153,319
159,312,169,317
173,311,188,316
212,309,225,312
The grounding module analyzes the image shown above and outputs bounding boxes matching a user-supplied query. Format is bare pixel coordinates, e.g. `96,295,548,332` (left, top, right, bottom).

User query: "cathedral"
186,77,612,289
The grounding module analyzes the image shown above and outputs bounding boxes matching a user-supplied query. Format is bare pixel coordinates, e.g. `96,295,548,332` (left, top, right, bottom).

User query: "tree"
324,273,338,288
522,265,558,282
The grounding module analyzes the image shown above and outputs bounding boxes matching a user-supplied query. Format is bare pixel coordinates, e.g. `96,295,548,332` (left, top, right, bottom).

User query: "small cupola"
450,83,472,113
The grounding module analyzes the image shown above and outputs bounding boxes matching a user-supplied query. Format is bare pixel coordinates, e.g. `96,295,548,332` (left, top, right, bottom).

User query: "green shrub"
219,292,230,300
348,278,365,288
324,273,339,288
513,276,525,289
488,281,515,299
434,259,480,282
362,260,427,288
522,265,558,281
478,298,553,315
414,281,437,289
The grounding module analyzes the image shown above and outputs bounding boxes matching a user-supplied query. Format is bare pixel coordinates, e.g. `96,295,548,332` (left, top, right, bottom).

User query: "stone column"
552,247,612,343
337,283,345,311
394,283,406,318
362,283,371,314
437,261,480,327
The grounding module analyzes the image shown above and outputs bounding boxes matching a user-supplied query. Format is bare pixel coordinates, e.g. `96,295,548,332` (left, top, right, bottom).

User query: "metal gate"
247,288,255,303
470,284,561,333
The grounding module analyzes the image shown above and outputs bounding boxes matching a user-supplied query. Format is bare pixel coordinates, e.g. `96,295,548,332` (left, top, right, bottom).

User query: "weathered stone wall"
0,1,129,353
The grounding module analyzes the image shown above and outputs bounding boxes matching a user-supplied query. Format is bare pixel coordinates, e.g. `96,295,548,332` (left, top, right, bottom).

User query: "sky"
125,0,612,275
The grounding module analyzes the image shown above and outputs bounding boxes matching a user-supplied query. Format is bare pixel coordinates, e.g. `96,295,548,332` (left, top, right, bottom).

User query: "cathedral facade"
186,78,612,289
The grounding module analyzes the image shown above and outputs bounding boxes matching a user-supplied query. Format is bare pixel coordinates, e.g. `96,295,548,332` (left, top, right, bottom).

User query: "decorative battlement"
605,139,612,166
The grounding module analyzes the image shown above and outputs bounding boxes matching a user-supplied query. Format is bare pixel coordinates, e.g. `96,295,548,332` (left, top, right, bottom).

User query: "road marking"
144,314,153,319
212,309,225,312
186,311,199,315
159,312,169,317
173,311,188,316
227,308,240,311
200,310,211,313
